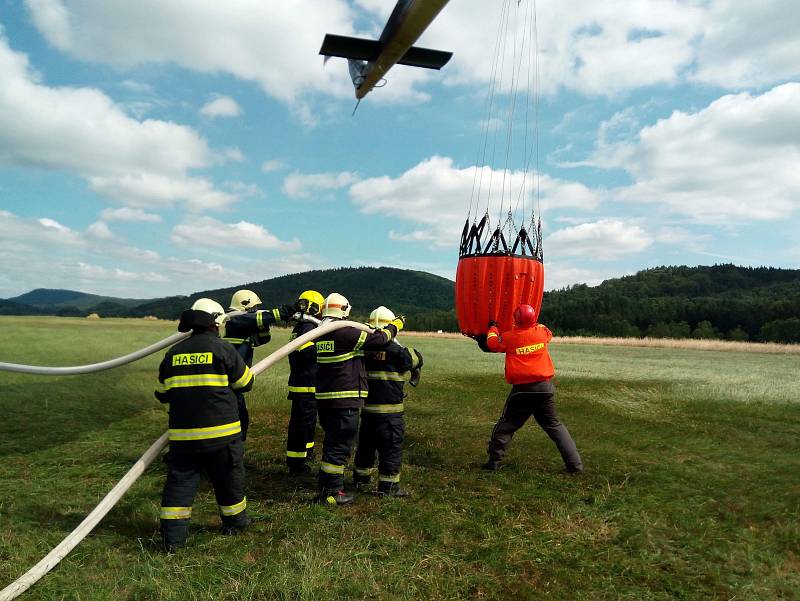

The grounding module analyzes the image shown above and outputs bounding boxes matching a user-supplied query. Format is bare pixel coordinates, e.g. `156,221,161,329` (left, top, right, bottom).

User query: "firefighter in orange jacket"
481,304,583,472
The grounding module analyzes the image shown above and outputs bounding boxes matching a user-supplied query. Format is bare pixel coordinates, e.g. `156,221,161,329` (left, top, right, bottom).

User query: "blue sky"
1,0,799,300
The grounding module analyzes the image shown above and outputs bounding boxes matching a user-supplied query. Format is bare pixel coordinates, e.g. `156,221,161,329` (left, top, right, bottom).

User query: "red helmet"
513,304,536,329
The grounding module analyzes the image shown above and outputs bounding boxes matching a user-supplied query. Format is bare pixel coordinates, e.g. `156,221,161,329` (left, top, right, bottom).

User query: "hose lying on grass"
0,319,374,601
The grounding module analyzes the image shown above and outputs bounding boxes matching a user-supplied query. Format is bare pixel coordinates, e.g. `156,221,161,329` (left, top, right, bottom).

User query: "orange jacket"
486,323,555,384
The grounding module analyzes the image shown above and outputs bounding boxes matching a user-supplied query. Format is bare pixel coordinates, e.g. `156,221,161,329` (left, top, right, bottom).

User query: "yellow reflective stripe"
169,421,241,441
256,311,264,329
288,386,315,393
297,341,314,351
354,467,374,476
286,450,307,458
487,332,499,339
320,462,344,474
317,351,364,364
379,473,401,483
363,403,404,413
366,371,406,382
160,506,192,520
161,374,229,390
382,329,393,341
353,331,368,351
231,366,253,390
223,337,247,345
315,390,367,399
305,441,315,449
272,308,281,321
219,497,247,516
155,380,167,393
407,346,420,369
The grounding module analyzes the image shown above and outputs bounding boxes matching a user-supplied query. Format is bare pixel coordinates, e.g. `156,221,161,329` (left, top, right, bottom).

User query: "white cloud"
22,0,800,110
591,83,800,224
0,33,237,211
0,210,303,298
101,207,162,223
690,1,800,88
262,159,286,173
282,171,359,199
546,220,652,260
86,220,114,240
200,95,241,118
24,0,359,102
171,217,301,252
78,261,168,283
349,156,601,247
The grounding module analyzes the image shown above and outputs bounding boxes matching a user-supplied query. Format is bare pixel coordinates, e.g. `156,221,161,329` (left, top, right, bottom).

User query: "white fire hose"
0,319,376,601
0,311,259,376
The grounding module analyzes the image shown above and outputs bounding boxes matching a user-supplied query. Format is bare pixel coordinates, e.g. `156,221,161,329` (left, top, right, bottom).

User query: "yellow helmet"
322,292,351,319
368,306,395,328
298,290,325,317
229,289,262,311
191,298,227,326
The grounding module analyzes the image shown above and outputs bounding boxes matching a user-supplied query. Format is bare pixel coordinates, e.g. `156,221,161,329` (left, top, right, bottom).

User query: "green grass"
0,316,798,600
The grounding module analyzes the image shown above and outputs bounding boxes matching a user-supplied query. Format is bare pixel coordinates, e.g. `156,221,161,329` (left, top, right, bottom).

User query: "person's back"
488,323,554,385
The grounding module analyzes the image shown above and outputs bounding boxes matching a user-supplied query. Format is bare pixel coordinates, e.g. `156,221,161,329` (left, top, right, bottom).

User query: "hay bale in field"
143,315,158,321
86,313,101,320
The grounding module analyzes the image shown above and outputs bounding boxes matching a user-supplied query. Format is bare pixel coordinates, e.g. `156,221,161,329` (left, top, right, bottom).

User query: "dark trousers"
488,381,583,471
317,407,359,491
354,412,405,482
236,391,250,441
160,439,248,547
286,392,318,467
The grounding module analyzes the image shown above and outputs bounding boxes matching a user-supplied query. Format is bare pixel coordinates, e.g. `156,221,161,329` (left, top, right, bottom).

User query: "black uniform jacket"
364,341,422,412
155,330,254,452
314,321,399,409
288,319,317,396
223,309,280,366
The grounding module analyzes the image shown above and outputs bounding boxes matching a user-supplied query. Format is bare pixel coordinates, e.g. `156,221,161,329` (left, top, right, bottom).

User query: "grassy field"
0,316,798,600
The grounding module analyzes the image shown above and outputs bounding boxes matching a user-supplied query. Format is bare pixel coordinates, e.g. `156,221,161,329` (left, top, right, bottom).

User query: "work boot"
377,481,409,497
220,514,251,535
482,459,501,471
565,464,584,474
316,488,354,506
353,472,372,491
288,463,313,477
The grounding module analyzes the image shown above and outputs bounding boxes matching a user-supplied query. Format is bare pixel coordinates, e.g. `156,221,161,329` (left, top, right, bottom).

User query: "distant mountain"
9,289,145,311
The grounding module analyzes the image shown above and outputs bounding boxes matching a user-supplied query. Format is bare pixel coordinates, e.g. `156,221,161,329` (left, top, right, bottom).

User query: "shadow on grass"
0,377,152,457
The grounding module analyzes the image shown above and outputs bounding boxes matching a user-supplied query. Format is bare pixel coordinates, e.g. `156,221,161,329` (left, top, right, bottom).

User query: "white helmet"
229,289,262,311
322,293,351,319
368,306,395,328
191,298,227,326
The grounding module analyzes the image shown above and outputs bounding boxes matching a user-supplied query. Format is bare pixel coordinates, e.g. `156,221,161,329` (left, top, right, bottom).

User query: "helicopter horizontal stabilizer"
320,34,452,70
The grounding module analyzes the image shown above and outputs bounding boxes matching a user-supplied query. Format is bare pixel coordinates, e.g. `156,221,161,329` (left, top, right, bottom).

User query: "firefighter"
353,306,423,497
481,304,583,473
285,289,325,476
314,293,405,505
155,298,254,551
224,289,294,440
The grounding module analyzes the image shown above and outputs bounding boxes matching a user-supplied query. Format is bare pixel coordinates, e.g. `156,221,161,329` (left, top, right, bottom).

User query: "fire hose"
0,319,375,601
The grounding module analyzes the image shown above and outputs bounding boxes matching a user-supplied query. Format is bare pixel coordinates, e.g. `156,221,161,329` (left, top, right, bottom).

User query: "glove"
389,315,406,333
278,304,295,321
487,319,498,328
294,299,307,314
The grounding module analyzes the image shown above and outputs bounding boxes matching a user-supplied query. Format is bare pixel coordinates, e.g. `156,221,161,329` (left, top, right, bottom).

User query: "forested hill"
4,264,799,341
543,264,800,343
134,267,455,326
1,267,457,330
